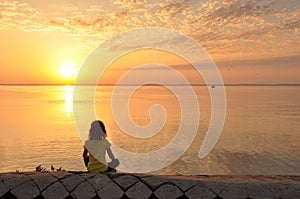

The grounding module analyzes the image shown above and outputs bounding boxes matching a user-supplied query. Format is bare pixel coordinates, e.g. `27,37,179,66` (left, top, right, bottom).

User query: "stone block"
80,173,97,179
87,174,112,190
125,181,152,199
200,181,227,195
42,181,69,199
2,176,30,190
97,181,124,199
243,182,278,199
185,185,216,199
51,171,73,179
219,185,248,199
142,176,169,190
154,183,183,199
32,174,57,191
282,184,300,199
71,182,96,199
0,182,10,197
61,174,84,192
113,175,140,190
87,174,124,199
171,178,198,192
11,181,40,199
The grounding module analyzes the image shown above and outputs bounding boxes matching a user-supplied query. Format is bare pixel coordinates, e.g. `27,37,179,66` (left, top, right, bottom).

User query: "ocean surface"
0,85,299,175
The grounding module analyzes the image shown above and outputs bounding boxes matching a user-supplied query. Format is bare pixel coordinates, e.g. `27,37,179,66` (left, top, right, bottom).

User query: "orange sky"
0,0,299,84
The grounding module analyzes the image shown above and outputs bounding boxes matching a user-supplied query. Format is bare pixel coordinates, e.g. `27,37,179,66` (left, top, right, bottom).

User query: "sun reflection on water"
65,85,73,117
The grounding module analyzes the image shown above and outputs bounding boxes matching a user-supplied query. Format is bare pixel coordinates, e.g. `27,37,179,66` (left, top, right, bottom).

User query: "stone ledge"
0,172,299,199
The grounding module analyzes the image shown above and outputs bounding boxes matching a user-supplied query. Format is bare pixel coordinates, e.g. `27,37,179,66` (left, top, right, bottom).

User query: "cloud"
0,0,41,31
217,54,300,68
0,0,299,59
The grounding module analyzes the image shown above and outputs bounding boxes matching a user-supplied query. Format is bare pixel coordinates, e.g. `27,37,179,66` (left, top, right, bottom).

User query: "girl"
82,120,118,172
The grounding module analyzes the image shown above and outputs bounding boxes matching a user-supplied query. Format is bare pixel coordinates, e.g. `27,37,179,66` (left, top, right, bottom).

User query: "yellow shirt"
84,139,111,172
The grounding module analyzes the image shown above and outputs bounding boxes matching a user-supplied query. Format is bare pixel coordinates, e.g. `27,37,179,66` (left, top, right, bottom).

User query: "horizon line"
1,83,300,86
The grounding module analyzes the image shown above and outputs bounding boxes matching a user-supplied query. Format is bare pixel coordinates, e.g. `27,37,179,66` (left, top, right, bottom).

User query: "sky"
0,0,299,84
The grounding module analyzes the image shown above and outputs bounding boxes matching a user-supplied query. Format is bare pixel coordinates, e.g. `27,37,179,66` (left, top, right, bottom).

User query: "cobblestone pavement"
0,172,299,199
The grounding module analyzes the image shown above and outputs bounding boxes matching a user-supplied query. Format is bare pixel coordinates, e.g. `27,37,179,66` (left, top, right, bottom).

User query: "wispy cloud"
0,0,40,31
1,0,299,59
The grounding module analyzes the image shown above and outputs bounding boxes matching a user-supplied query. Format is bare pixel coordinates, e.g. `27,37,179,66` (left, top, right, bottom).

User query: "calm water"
0,85,299,175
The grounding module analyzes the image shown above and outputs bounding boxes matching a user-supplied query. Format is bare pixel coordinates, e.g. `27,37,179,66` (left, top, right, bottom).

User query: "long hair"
89,120,107,140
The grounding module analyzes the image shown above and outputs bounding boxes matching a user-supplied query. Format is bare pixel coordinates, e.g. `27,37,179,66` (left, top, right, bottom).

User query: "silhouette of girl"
82,120,119,172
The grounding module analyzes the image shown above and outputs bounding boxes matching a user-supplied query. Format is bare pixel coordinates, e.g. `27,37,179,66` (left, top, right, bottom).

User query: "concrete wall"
0,172,299,199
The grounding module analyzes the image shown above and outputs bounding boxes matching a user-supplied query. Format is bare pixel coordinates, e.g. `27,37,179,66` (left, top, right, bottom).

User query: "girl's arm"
106,147,115,160
82,147,88,158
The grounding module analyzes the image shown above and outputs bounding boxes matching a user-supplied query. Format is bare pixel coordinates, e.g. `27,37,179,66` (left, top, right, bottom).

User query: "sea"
0,85,299,175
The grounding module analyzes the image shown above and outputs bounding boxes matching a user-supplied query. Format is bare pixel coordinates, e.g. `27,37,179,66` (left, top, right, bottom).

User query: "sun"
60,64,76,77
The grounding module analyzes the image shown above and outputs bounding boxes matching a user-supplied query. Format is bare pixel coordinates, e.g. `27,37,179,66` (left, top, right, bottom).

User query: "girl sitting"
83,120,119,172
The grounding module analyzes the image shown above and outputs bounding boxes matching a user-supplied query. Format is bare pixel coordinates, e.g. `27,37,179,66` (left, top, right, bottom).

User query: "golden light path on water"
64,85,74,117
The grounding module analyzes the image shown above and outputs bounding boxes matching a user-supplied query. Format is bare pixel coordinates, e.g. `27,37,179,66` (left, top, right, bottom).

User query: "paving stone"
0,174,21,180
125,181,152,199
32,174,57,191
61,174,84,192
42,182,69,199
97,181,124,199
87,174,112,190
266,183,289,199
2,176,31,190
1,172,299,199
142,176,169,190
51,171,73,179
282,184,300,199
241,181,286,199
0,191,18,199
11,180,40,199
219,185,248,199
87,174,124,199
154,183,183,199
185,185,216,199
71,182,96,199
113,175,140,190
171,179,198,192
249,182,300,199
80,173,97,179
0,181,10,197
243,181,277,199
273,183,299,199
200,181,227,195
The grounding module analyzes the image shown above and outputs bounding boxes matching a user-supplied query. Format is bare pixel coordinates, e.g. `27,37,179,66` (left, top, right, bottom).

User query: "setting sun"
60,64,76,78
